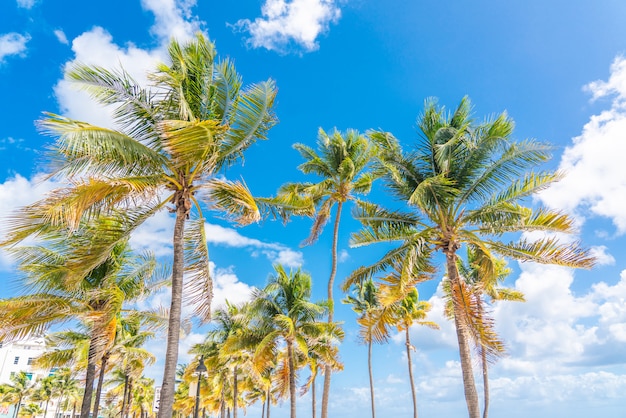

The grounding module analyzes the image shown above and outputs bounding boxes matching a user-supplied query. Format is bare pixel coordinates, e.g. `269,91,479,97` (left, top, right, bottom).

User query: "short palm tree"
252,265,344,418
272,129,376,418
1,33,277,418
342,279,384,418
0,372,34,418
351,97,595,418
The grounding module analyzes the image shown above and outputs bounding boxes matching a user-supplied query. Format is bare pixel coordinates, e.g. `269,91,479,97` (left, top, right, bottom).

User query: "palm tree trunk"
157,205,187,418
287,340,297,418
121,375,129,418
93,353,109,418
14,395,23,418
45,400,50,418
80,336,99,418
266,386,271,418
311,372,316,418
478,302,489,418
232,366,238,418
321,202,343,418
367,333,375,418
405,325,418,418
446,252,480,418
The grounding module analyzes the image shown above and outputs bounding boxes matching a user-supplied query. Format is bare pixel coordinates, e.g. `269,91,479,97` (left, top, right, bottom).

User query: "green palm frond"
219,80,278,167
39,114,164,177
487,237,596,268
204,178,261,225
160,119,222,175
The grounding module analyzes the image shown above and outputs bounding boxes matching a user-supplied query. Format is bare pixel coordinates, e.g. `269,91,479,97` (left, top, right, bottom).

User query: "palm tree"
388,289,438,418
31,375,56,418
350,97,595,418
252,265,344,418
0,230,157,418
454,249,524,418
342,279,383,418
0,372,34,418
1,33,277,418
272,129,376,418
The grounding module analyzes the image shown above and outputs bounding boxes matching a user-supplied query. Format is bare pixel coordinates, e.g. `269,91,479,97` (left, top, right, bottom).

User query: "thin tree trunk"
311,372,316,418
405,326,418,418
93,353,109,418
478,302,489,418
80,336,99,418
45,400,50,418
71,401,76,418
121,375,129,418
287,340,297,418
232,366,238,418
14,395,23,418
367,333,375,418
266,386,271,418
321,202,343,418
446,252,480,418
157,206,187,418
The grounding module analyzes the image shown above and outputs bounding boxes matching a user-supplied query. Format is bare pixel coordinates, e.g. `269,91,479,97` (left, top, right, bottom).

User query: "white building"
0,336,48,384
0,337,50,418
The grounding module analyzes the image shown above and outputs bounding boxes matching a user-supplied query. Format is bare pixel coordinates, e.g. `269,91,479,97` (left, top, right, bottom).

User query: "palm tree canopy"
352,96,595,278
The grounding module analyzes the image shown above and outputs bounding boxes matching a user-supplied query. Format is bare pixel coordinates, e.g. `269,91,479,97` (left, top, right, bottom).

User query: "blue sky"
1,1,626,417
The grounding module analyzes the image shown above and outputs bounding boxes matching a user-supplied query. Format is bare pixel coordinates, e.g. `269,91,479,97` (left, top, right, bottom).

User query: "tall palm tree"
0,230,157,418
273,129,376,418
252,265,344,418
350,97,595,418
342,279,384,418
31,375,56,418
1,33,277,418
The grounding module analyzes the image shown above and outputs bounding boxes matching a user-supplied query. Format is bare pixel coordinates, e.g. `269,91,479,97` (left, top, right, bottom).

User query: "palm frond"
183,217,212,323
203,178,261,225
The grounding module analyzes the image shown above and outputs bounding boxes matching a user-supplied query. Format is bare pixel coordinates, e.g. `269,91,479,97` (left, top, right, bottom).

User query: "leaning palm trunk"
80,337,99,418
321,202,343,418
446,253,480,418
93,353,109,418
405,326,418,418
158,207,187,418
477,302,490,418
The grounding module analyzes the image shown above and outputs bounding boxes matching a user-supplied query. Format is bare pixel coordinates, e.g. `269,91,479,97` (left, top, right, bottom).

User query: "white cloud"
140,0,200,43
589,245,615,266
53,29,68,45
236,0,341,52
0,33,30,63
16,0,35,9
539,55,626,234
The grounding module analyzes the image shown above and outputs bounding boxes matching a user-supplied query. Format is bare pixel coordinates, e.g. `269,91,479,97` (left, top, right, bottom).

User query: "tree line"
0,33,594,418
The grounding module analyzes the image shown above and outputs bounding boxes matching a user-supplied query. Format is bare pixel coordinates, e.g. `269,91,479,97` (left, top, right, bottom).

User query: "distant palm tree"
0,372,34,418
342,279,383,418
352,96,595,418
252,265,343,418
1,33,277,418
272,129,376,418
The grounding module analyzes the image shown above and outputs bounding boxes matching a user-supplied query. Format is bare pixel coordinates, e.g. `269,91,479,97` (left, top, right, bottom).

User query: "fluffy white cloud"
236,0,341,52
53,0,201,127
539,56,626,234
140,0,200,43
0,33,30,62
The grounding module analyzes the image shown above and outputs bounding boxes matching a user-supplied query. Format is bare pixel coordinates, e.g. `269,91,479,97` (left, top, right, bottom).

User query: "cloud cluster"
0,33,30,63
539,56,626,234
236,0,341,52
